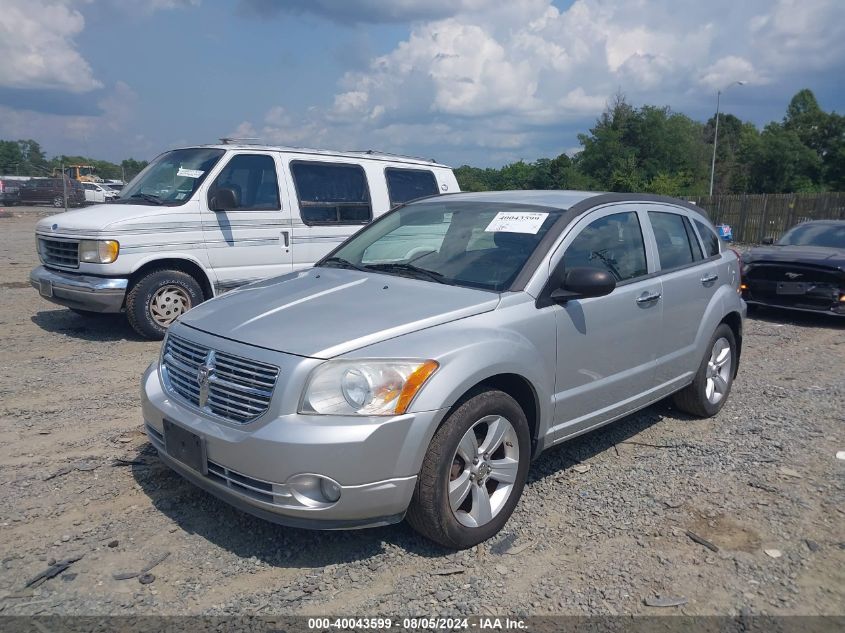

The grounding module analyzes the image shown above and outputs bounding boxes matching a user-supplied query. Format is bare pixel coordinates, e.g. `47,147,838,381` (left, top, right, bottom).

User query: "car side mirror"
761,236,774,245
211,187,239,211
550,267,616,303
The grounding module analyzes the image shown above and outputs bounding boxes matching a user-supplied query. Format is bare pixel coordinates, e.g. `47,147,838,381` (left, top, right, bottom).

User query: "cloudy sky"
1,0,843,166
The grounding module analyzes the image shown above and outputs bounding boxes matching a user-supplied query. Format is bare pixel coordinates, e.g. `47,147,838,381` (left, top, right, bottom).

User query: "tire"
52,196,64,208
125,269,204,340
673,323,737,418
406,389,531,549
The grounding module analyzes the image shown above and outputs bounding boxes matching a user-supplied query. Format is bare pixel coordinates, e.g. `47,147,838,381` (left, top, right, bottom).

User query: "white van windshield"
118,148,225,206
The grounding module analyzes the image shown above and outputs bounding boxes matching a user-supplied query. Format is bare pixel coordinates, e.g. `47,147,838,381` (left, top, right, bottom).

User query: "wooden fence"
684,193,845,243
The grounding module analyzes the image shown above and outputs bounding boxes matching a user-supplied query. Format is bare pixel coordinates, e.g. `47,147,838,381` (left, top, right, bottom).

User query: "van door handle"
281,230,289,247
636,292,661,304
700,273,718,284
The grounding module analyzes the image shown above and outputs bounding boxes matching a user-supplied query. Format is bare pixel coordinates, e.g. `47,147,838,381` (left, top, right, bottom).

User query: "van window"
290,161,372,225
694,219,721,258
649,211,696,270
208,154,280,211
385,168,439,206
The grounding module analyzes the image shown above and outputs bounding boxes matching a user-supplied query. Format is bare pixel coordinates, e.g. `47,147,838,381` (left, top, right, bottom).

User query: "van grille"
39,238,79,269
161,334,279,424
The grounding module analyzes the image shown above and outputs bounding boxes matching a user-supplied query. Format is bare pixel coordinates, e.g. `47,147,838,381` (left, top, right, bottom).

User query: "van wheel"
52,196,64,208
673,323,736,418
406,389,530,549
126,269,203,340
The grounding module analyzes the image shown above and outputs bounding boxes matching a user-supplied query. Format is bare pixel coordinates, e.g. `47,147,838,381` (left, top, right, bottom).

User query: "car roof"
419,190,710,218
178,144,451,168
793,219,845,226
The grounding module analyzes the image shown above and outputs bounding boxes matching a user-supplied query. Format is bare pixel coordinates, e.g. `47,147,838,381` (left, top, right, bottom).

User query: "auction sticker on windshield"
177,167,204,178
485,211,548,234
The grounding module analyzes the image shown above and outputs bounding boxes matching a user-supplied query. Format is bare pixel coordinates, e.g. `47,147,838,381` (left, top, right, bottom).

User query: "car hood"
744,245,845,269
180,267,501,358
35,201,197,237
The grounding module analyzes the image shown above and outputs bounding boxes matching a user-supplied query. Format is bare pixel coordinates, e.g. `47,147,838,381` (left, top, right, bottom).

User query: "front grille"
39,238,79,268
207,460,277,504
161,334,279,424
745,263,842,285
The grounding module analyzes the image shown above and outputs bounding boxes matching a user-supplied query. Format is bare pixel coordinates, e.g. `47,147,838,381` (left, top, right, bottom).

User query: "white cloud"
0,0,101,93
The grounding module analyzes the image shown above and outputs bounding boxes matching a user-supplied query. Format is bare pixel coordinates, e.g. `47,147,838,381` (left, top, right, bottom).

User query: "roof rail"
351,149,437,163
219,137,261,145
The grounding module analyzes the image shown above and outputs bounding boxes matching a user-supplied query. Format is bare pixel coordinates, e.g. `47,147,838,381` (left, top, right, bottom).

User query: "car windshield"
320,201,562,291
777,223,845,249
118,148,225,205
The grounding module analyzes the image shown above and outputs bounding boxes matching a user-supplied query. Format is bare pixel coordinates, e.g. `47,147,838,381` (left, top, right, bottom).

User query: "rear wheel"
406,389,530,549
126,269,203,340
673,323,736,417
52,196,64,208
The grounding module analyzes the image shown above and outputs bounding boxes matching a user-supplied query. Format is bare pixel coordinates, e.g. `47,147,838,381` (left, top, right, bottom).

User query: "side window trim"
290,159,373,226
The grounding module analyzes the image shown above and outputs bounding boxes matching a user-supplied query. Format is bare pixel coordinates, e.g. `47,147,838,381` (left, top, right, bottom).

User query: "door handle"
281,230,290,247
636,292,662,304
700,273,718,284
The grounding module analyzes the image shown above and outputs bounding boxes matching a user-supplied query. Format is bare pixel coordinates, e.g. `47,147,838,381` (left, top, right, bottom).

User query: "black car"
741,220,845,317
18,178,86,208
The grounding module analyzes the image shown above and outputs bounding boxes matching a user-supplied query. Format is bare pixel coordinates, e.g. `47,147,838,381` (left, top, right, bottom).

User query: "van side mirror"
550,267,616,303
761,236,774,245
211,187,239,211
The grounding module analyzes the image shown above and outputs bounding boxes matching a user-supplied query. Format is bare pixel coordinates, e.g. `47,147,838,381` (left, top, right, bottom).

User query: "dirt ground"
0,207,843,617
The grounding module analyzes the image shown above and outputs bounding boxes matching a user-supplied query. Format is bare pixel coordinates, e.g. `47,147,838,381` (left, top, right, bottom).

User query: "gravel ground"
0,207,843,617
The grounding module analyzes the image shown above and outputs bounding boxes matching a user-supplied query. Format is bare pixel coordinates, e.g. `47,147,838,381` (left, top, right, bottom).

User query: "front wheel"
406,389,531,549
125,269,204,340
52,196,64,208
673,323,737,417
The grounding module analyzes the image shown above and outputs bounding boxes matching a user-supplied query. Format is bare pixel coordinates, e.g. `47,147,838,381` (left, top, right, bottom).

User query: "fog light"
320,478,342,503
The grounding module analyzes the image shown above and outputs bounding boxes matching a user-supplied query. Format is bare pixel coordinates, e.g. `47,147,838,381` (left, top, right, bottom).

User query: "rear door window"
694,219,721,258
290,161,372,225
385,168,439,206
648,211,696,270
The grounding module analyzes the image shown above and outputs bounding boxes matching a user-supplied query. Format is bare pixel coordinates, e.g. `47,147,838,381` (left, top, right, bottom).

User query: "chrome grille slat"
39,238,80,269
161,334,279,424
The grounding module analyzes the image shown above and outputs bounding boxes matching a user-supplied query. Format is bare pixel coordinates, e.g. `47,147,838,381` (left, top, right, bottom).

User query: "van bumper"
30,265,127,313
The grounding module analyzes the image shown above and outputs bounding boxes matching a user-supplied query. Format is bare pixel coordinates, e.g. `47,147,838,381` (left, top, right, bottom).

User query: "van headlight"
79,240,119,263
300,359,439,416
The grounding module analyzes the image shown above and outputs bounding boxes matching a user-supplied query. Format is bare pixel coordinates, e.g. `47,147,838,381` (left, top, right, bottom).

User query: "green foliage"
3,89,842,195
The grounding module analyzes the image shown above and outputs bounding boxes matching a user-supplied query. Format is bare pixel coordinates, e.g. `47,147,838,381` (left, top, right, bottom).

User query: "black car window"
649,211,696,270
385,168,439,206
563,212,648,282
207,154,280,211
684,217,704,261
694,219,721,257
290,161,372,225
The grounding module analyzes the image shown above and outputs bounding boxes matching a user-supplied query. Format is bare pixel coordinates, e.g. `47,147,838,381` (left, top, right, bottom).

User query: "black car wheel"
52,196,64,208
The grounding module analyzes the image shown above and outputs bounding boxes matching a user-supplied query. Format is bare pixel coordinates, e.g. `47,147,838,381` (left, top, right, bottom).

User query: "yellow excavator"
52,164,100,183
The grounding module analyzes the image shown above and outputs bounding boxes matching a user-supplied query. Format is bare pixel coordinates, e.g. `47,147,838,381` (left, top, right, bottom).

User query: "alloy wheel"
448,415,520,528
705,337,732,404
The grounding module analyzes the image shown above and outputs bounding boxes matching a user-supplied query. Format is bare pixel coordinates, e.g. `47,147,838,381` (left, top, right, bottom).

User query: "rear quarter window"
385,168,439,206
694,219,721,258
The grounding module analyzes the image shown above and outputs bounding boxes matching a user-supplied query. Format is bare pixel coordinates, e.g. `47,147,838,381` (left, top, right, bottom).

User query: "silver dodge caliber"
142,190,745,548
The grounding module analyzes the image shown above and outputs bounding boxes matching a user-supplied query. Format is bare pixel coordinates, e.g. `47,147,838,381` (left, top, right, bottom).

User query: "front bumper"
142,362,446,529
743,281,845,316
30,265,127,313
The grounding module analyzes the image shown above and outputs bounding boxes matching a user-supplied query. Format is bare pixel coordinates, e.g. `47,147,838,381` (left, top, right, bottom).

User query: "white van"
30,143,459,338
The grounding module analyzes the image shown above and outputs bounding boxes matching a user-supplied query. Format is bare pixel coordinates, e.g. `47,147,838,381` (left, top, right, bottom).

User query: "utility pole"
61,161,68,212
709,81,746,197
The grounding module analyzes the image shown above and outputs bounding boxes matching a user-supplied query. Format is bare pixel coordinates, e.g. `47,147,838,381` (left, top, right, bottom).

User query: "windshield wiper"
365,262,453,285
321,256,369,272
128,193,165,205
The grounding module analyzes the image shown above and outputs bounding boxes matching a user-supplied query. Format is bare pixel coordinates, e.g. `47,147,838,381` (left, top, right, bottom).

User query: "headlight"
300,359,439,416
79,239,119,263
